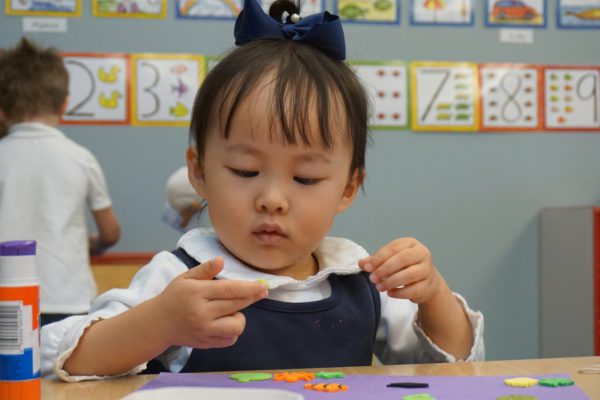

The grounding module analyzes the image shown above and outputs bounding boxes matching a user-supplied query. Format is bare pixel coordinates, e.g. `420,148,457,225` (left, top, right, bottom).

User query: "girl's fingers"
387,280,429,302
372,264,426,292
203,280,268,301
367,247,423,284
207,292,267,318
206,312,247,338
183,257,224,281
360,238,420,271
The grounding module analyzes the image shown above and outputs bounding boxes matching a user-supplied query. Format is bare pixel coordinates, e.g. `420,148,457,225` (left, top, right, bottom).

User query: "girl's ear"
337,168,365,213
186,146,208,198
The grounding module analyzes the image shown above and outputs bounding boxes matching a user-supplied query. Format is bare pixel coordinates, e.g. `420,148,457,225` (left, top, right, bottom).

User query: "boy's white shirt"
41,228,484,382
0,122,112,313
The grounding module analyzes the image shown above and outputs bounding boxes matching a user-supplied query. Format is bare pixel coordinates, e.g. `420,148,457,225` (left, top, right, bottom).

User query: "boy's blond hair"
0,38,68,122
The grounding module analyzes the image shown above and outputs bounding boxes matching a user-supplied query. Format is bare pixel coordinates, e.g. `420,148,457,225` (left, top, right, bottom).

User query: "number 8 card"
132,54,205,127
61,53,131,125
479,64,543,131
411,62,480,131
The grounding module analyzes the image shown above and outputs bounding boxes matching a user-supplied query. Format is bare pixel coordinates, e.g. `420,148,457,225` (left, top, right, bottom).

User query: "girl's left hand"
358,238,443,305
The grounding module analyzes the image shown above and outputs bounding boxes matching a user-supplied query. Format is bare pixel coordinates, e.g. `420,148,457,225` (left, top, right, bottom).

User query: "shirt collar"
178,228,366,290
7,122,65,140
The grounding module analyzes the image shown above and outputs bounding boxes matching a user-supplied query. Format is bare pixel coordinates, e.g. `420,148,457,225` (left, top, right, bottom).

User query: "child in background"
162,166,206,232
42,0,483,380
0,38,121,326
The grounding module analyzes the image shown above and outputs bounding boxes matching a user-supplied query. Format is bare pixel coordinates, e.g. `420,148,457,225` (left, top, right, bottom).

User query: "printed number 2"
65,60,95,117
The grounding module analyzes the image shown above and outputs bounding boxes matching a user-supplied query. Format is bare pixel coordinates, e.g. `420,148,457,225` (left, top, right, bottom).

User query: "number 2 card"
61,53,131,125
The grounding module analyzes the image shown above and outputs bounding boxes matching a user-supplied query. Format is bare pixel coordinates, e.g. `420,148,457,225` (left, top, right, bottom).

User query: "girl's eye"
294,176,320,185
230,168,258,178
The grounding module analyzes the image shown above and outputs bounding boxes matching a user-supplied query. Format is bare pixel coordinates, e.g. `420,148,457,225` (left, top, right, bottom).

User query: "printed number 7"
420,69,450,122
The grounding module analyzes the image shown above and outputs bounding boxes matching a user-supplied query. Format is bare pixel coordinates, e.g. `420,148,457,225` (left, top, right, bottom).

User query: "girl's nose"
255,183,289,214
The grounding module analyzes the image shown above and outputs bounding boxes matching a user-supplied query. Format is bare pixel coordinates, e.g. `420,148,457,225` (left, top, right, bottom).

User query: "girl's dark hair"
190,0,369,180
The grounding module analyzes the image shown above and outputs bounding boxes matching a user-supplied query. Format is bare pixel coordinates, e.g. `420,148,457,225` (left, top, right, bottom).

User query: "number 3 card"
61,53,131,125
132,54,205,126
411,62,480,131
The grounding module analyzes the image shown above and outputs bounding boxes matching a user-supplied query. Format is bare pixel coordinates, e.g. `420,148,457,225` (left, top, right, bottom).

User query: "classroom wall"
1,1,599,362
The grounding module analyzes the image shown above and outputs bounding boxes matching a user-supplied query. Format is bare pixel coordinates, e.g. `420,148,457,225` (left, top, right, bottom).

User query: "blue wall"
1,1,599,361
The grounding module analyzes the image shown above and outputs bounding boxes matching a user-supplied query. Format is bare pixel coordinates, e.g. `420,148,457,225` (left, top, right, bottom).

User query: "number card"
176,0,242,19
61,53,131,125
93,0,166,18
411,62,480,131
544,66,600,131
480,64,543,131
352,61,408,129
6,0,81,17
335,0,400,25
132,54,205,127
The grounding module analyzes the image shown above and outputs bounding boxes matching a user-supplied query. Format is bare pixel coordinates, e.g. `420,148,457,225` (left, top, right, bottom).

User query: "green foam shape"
403,394,436,400
538,378,575,387
230,372,273,383
315,371,345,379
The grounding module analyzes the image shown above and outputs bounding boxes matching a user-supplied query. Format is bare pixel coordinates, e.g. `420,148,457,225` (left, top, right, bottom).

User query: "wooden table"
42,356,599,399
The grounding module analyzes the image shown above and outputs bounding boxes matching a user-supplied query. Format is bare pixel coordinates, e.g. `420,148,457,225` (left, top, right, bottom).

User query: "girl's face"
187,82,362,280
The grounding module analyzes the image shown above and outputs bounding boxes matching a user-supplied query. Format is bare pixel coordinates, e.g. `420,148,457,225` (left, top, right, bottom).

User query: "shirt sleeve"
377,292,484,364
83,150,112,211
41,251,187,382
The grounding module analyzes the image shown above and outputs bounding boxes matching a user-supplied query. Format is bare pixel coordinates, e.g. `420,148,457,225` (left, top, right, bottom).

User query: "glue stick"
0,240,40,400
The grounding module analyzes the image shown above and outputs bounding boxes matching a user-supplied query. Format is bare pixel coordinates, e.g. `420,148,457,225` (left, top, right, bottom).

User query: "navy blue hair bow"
234,0,346,60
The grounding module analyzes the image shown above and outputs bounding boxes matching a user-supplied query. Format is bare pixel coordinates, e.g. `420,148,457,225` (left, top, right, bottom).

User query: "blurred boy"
0,38,121,326
162,166,206,231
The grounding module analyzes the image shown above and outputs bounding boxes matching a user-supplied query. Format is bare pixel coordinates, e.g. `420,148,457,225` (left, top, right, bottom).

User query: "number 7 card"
411,62,480,131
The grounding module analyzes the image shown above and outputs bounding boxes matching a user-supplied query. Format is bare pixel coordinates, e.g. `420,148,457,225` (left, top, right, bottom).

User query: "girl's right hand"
155,257,268,349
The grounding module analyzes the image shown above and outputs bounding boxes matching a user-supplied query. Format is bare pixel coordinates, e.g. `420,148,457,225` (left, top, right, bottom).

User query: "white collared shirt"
41,229,485,381
0,123,112,313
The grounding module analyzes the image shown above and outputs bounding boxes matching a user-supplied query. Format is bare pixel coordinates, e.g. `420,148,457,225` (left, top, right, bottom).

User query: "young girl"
41,0,483,380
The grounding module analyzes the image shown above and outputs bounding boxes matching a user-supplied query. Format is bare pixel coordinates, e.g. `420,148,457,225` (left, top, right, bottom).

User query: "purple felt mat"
137,372,590,400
